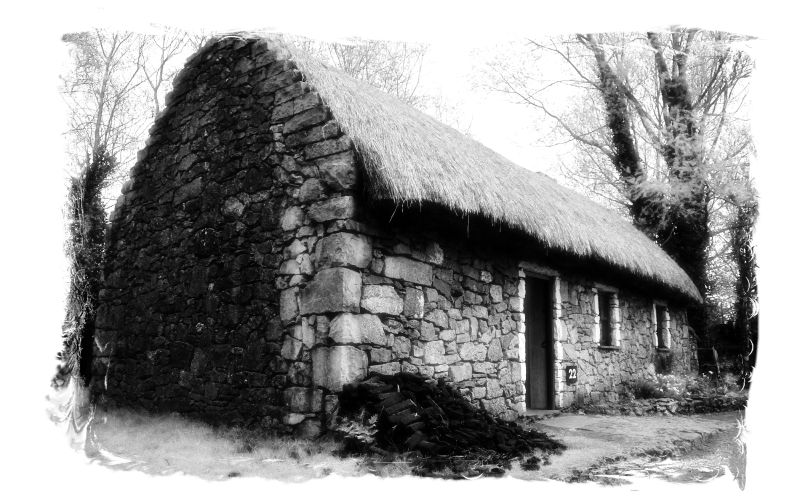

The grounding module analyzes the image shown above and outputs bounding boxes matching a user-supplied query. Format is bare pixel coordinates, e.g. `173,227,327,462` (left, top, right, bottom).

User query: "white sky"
420,40,563,175
2,1,798,498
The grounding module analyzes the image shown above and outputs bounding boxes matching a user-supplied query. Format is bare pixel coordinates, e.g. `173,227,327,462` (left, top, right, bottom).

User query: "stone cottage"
91,35,701,436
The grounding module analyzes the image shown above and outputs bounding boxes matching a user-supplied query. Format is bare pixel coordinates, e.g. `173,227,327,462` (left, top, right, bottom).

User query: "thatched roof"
218,36,701,302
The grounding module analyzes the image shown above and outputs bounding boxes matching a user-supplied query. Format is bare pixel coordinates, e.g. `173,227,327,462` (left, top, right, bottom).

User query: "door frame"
519,263,559,410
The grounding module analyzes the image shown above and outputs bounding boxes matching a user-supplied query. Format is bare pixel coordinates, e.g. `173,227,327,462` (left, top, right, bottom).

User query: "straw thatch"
217,36,701,302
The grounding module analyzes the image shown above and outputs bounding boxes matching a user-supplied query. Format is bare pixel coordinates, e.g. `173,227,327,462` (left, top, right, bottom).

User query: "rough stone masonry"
92,38,697,437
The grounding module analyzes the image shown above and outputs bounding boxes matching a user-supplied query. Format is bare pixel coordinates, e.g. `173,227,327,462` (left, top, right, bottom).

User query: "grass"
87,409,363,481
50,378,543,481
80,408,550,480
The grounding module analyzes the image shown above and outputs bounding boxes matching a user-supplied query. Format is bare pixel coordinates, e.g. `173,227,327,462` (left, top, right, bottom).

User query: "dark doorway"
525,277,553,409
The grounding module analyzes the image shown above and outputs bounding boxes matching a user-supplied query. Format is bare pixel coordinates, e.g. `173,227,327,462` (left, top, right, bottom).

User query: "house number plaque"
565,365,578,385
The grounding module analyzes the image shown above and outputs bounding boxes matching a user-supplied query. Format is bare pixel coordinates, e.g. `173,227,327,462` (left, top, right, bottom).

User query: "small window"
655,305,670,349
593,288,619,347
598,292,613,346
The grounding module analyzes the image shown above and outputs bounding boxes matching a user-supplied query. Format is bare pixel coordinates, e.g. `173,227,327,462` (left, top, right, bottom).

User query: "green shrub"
628,378,666,399
54,148,117,388
627,372,745,401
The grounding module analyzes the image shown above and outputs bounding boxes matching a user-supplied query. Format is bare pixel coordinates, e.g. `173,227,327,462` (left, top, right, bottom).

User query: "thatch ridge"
212,35,701,302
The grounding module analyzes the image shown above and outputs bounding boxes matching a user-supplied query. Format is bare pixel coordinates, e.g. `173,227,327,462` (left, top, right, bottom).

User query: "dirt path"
510,411,743,482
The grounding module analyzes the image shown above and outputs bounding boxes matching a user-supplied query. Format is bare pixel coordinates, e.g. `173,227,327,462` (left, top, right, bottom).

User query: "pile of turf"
336,373,564,478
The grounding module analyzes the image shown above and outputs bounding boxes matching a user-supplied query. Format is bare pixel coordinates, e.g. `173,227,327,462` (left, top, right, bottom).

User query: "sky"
420,39,565,176
2,1,798,498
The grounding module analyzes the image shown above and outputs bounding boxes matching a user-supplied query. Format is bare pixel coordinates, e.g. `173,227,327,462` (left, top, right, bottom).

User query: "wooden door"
525,277,553,409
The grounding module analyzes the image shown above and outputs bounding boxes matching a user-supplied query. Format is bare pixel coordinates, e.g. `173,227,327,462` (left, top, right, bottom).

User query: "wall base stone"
311,345,369,391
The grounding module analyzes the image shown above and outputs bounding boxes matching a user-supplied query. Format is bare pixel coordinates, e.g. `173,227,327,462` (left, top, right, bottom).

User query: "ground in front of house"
513,411,744,486
63,402,743,486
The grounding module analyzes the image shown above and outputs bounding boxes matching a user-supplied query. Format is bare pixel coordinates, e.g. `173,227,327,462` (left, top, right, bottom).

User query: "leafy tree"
480,30,755,348
55,148,117,386
56,28,201,385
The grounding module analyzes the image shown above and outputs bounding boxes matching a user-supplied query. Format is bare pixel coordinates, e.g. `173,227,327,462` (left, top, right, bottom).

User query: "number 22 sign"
565,365,578,385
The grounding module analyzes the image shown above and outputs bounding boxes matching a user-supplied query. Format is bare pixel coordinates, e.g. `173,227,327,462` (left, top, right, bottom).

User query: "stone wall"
93,38,366,434
552,279,697,408
338,223,528,421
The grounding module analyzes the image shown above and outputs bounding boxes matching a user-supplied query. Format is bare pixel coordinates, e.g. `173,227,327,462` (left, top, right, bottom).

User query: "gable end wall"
93,38,366,435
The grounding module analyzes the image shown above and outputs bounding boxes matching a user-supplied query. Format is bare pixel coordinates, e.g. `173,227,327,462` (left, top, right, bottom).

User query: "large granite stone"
283,387,324,413
316,151,357,190
403,288,425,318
424,309,449,329
486,378,503,399
413,242,444,265
300,268,362,314
458,342,487,362
298,179,324,203
280,288,299,323
311,345,368,391
283,107,329,135
449,363,473,382
487,339,503,362
481,397,507,415
369,362,401,376
361,285,403,315
423,341,446,364
281,336,303,360
383,256,433,285
280,206,305,231
489,285,503,303
329,313,387,345
308,196,356,222
315,232,372,269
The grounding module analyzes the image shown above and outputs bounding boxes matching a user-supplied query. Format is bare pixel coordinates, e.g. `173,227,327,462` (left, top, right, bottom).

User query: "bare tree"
62,30,147,171
63,28,209,209
286,35,474,133
57,27,205,385
137,28,193,117
290,36,427,106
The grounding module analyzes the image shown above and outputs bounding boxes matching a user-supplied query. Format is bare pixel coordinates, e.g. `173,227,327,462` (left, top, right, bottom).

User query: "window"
593,287,620,348
654,304,671,349
598,292,613,346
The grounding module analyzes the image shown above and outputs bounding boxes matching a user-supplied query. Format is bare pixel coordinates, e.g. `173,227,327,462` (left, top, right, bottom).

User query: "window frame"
592,285,620,349
599,291,612,346
652,301,671,350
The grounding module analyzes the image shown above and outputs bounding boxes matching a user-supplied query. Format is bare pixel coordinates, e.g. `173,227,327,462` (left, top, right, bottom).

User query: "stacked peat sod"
337,373,564,477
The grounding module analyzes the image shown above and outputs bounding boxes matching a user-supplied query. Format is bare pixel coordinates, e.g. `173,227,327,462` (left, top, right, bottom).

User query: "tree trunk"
580,34,665,235
732,199,758,376
648,31,711,343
